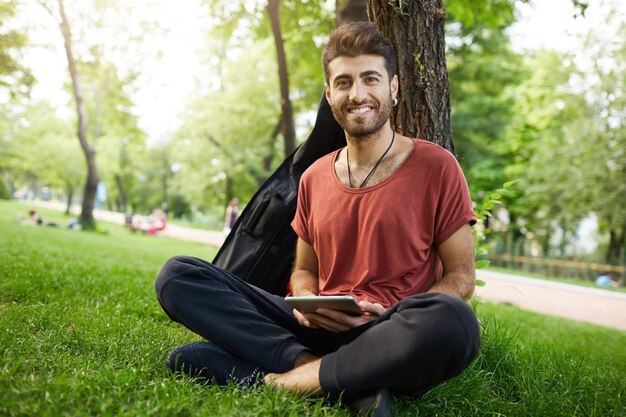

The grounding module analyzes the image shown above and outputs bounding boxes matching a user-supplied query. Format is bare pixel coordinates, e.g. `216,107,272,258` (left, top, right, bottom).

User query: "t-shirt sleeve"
291,174,312,244
433,153,476,246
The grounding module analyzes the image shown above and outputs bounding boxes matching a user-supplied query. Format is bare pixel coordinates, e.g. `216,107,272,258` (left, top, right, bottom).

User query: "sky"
16,0,611,143
20,0,209,141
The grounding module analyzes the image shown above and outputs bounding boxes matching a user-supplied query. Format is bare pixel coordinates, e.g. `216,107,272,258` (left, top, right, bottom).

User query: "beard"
330,92,393,139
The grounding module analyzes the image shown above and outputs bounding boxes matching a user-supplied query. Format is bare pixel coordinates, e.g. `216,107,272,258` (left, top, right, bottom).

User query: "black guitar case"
212,95,346,295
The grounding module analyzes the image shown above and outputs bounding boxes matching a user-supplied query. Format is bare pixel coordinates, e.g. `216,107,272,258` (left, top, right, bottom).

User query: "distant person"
595,272,620,288
127,209,167,235
19,209,58,227
223,198,239,236
28,209,43,226
66,217,82,231
147,209,167,235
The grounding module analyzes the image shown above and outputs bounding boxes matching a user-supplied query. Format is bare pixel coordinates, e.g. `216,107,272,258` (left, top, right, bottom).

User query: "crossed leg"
156,255,480,398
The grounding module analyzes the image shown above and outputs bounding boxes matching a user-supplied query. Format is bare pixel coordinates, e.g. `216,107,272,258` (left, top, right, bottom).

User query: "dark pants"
155,255,480,396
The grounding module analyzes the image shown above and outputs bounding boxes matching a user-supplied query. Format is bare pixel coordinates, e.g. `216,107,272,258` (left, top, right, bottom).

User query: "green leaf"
475,259,490,269
475,279,486,287
503,179,520,188
476,247,489,256
483,201,494,210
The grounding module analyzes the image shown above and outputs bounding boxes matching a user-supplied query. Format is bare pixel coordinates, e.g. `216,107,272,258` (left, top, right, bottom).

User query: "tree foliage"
489,1,626,262
0,0,34,98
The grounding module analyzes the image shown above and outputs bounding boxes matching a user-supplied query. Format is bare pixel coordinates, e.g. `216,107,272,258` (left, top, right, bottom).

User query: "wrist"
291,289,317,297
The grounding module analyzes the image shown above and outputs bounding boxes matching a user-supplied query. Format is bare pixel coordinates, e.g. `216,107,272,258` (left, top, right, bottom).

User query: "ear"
324,83,332,104
390,74,399,98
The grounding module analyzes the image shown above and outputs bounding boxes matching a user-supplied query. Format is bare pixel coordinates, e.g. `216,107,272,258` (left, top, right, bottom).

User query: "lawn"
1,200,624,416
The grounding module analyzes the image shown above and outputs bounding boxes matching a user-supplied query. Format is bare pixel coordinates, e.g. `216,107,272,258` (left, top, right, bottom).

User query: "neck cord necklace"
347,131,396,188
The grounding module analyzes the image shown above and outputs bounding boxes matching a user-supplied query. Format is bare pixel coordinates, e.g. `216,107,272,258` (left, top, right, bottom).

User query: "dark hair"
322,22,397,82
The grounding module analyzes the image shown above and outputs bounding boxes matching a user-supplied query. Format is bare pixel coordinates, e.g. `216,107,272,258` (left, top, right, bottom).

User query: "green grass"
487,266,626,294
1,199,625,416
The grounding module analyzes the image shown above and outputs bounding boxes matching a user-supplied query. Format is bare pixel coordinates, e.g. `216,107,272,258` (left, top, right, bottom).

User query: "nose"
349,80,367,103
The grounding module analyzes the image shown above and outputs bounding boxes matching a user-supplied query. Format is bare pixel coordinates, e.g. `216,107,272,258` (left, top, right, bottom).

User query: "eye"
366,76,379,84
336,80,351,88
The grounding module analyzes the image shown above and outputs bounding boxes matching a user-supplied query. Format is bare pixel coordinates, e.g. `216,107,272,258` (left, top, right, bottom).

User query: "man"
155,22,479,416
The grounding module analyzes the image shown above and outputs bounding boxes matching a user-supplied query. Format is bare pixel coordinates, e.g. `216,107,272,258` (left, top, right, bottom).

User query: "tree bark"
368,0,453,152
160,149,169,214
225,174,234,206
57,0,99,228
336,0,368,24
606,228,625,265
114,174,127,213
65,183,74,215
267,0,296,157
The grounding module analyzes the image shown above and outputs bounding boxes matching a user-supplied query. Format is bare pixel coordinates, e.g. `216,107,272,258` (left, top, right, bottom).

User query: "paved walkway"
475,270,626,331
25,200,626,331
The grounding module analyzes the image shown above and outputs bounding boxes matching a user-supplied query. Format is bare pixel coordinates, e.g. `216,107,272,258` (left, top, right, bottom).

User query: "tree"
2,100,84,210
366,0,526,152
0,0,34,98
336,0,367,24
171,42,282,210
37,0,98,228
368,1,453,150
267,0,296,156
0,0,34,197
447,26,526,195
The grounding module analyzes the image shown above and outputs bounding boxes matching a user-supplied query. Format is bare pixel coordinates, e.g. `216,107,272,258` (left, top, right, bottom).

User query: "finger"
315,307,375,329
293,309,312,327
306,312,352,333
359,301,387,316
300,313,321,329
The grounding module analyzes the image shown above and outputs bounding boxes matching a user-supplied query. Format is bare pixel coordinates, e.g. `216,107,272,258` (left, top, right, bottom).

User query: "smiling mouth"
348,106,373,114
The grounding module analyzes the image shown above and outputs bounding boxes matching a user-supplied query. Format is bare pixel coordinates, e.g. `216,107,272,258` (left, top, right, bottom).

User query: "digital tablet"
285,296,362,315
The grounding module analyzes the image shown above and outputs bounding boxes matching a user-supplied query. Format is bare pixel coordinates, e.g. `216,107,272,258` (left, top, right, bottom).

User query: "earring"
393,97,398,106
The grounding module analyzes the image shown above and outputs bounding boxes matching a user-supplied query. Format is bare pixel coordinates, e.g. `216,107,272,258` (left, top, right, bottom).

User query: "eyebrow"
332,70,384,84
360,70,384,78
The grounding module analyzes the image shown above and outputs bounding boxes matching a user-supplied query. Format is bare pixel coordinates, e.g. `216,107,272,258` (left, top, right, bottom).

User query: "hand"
293,300,387,333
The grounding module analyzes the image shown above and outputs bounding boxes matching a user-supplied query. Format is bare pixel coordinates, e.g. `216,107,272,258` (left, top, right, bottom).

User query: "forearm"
427,270,475,301
289,270,319,296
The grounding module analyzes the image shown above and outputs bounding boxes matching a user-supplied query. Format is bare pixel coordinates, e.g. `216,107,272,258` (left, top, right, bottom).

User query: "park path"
25,200,626,332
474,270,626,331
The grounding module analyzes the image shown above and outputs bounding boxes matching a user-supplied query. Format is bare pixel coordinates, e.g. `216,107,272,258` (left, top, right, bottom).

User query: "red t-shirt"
291,139,476,308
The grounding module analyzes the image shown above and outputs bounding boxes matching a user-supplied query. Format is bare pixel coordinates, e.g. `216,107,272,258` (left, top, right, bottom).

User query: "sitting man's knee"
428,295,480,372
155,255,196,295
399,294,480,374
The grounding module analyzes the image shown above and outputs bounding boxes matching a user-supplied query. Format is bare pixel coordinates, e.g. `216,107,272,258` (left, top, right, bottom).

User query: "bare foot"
265,354,325,395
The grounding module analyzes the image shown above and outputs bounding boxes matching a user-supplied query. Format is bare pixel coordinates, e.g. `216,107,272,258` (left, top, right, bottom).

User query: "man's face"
324,54,398,138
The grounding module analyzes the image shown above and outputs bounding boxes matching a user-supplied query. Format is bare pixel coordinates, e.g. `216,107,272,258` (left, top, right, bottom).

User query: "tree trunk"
336,0,368,24
161,149,169,215
225,174,233,206
115,174,127,213
368,0,453,152
267,0,296,157
606,228,625,265
65,183,74,215
58,0,98,228
259,114,283,181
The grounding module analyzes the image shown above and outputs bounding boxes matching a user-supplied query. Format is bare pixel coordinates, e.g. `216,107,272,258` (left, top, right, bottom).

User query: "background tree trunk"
368,0,454,152
607,228,625,265
267,0,296,157
336,0,368,24
114,174,127,213
57,0,99,228
160,148,169,215
65,183,73,215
